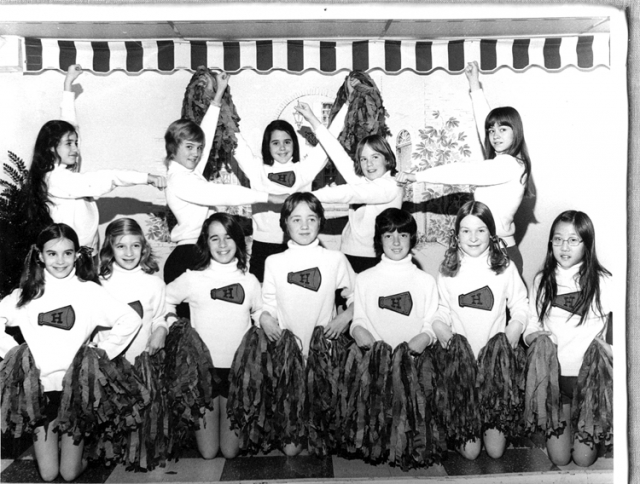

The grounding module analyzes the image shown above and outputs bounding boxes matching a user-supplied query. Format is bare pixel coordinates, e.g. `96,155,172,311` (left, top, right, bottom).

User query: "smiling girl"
295,100,403,274
430,201,528,461
523,211,612,467
0,223,141,482
165,213,263,460
93,218,170,364
22,65,166,254
396,61,533,276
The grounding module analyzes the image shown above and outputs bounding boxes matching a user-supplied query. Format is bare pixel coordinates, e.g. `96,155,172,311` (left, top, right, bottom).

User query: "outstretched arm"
465,61,491,145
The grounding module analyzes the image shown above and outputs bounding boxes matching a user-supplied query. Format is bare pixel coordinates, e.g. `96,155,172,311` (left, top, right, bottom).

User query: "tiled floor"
1,433,613,483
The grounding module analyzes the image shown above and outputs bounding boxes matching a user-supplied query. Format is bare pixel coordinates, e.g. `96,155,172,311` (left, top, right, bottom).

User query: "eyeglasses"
551,236,583,247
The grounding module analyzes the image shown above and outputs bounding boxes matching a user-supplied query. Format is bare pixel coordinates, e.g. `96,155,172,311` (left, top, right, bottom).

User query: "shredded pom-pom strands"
164,318,216,460
336,342,364,456
434,334,481,449
414,347,446,465
572,338,613,448
56,347,150,465
0,344,45,438
227,326,277,455
271,329,307,449
523,335,566,438
388,343,428,470
476,333,524,438
124,350,170,472
328,71,391,164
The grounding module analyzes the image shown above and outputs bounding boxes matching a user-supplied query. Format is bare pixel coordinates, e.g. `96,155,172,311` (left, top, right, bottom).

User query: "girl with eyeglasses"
523,210,612,467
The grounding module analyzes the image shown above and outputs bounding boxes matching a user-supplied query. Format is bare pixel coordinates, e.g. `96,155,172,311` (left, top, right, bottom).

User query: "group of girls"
0,59,612,481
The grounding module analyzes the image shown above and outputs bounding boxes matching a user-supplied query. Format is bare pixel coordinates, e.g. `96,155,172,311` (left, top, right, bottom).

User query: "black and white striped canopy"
24,35,609,74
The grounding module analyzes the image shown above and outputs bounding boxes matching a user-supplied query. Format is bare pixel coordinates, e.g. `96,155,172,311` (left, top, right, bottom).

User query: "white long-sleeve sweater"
234,107,348,244
261,239,356,355
311,122,403,257
523,264,612,377
165,260,262,368
413,90,525,248
0,269,141,391
94,265,169,364
51,92,150,250
350,255,438,349
166,104,269,245
431,250,529,358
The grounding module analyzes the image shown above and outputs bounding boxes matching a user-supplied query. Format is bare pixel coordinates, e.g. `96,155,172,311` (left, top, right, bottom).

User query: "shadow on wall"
514,190,538,246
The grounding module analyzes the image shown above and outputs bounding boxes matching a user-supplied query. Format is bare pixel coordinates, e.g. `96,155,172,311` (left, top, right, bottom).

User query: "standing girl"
164,72,283,317
397,61,532,276
259,192,356,456
24,65,166,253
295,102,403,273
431,201,528,460
523,210,612,467
94,218,169,363
0,223,141,482
232,95,348,282
165,213,262,459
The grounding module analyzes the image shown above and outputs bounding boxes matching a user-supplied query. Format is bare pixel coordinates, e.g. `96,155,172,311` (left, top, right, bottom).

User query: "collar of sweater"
287,239,320,250
43,267,77,287
459,248,491,268
168,160,197,176
267,158,295,171
379,254,415,271
204,258,242,274
111,264,144,276
556,262,583,284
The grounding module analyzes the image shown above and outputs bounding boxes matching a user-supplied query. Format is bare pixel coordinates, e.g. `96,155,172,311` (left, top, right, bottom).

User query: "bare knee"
221,444,239,459
38,467,59,482
198,444,219,460
458,438,482,460
483,429,507,459
283,443,302,457
572,441,598,467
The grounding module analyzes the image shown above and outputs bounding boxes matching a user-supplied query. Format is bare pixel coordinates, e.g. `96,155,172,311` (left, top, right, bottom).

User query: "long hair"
440,201,509,277
26,120,77,225
354,135,397,177
164,118,205,167
374,208,417,257
279,192,326,240
260,120,300,166
483,107,533,196
193,213,248,272
18,223,97,307
99,218,158,278
535,210,611,326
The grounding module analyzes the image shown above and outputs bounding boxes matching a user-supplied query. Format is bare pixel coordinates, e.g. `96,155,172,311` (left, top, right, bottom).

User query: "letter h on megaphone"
211,283,246,305
287,267,322,292
378,291,413,316
458,285,494,311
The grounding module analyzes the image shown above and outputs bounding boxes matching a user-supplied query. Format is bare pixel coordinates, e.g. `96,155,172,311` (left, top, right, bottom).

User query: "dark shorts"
559,375,578,405
43,391,62,424
214,368,231,399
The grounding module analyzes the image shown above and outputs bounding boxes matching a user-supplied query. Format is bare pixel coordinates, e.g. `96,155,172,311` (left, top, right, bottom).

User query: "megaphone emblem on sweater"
128,300,144,319
210,283,246,305
268,171,296,188
287,267,322,292
37,305,75,330
378,291,413,316
458,286,494,311
551,291,583,315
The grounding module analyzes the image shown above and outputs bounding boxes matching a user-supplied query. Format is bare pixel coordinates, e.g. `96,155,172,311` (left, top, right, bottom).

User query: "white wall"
1,64,625,293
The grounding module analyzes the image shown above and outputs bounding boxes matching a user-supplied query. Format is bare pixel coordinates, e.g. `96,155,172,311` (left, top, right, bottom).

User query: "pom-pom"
572,338,613,448
433,334,481,448
57,347,150,464
0,344,45,438
271,329,307,449
164,318,216,460
476,333,524,438
523,335,566,438
335,342,364,456
227,326,277,454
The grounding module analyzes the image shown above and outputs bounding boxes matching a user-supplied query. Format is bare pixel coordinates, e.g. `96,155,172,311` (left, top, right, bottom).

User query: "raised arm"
194,72,229,177
60,64,82,126
465,61,491,145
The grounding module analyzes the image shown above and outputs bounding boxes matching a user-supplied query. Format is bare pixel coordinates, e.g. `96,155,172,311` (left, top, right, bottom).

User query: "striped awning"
24,35,609,75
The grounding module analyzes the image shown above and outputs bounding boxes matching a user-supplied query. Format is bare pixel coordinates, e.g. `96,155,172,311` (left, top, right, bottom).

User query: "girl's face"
488,123,514,154
113,234,143,271
359,144,388,181
458,215,490,258
381,230,411,261
552,221,585,270
174,139,203,170
53,132,80,166
39,237,77,279
207,221,237,265
285,202,320,246
269,130,294,164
